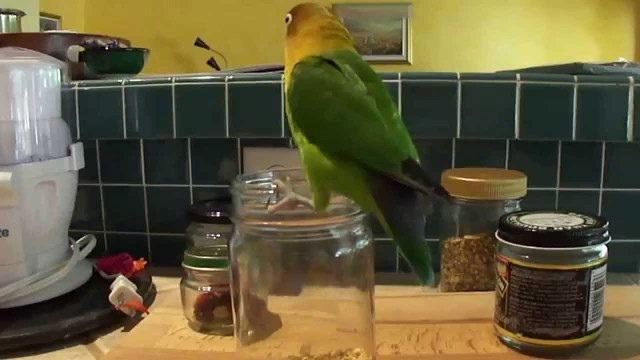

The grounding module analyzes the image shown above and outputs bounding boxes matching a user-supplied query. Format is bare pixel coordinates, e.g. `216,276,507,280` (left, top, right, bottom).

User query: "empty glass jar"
439,168,527,292
229,168,376,360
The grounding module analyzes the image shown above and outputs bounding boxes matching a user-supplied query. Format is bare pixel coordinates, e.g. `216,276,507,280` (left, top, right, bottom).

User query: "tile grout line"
171,77,177,138
572,76,578,140
530,187,640,192
451,138,456,168
397,72,402,116
555,141,562,209
73,84,80,140
456,73,461,138
627,76,635,142
76,80,286,90
88,230,185,236
280,78,285,137
81,183,231,188
514,74,521,139
73,79,633,89
81,182,640,192
224,76,230,137
68,229,640,243
139,139,152,262
121,81,127,139
95,139,108,254
598,142,606,215
237,138,242,174
187,138,194,204
504,139,510,169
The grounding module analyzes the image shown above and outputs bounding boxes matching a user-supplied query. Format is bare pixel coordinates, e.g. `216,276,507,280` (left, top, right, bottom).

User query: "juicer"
0,47,96,308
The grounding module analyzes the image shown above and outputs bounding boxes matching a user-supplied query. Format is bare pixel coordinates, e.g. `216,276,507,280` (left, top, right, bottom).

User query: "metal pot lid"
0,9,26,17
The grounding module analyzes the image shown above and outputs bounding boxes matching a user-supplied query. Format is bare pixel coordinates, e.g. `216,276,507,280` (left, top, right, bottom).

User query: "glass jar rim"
495,230,612,251
187,198,232,225
230,167,366,229
448,197,523,204
183,245,229,268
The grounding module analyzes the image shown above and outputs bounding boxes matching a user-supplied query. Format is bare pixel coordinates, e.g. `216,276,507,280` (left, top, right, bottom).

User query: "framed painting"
332,3,411,64
39,12,61,32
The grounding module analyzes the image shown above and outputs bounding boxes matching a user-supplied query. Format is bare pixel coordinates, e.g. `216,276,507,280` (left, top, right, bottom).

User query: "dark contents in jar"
193,285,233,325
440,233,496,292
240,291,283,345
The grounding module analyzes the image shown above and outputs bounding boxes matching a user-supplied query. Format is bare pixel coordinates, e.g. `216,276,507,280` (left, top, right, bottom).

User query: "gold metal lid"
441,168,527,200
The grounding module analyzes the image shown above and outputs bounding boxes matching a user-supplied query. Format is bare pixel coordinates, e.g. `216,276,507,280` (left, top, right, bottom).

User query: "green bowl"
80,47,149,77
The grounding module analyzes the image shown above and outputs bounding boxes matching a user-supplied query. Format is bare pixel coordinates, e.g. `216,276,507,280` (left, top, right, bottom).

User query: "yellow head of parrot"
284,3,354,75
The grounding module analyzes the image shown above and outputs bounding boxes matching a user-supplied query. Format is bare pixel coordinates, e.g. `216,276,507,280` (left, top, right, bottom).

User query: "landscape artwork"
332,3,411,63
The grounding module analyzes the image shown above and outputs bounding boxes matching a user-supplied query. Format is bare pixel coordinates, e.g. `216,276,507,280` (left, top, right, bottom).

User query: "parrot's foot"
267,178,315,213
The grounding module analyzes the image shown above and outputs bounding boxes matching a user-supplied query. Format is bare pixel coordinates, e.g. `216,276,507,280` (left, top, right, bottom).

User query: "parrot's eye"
285,13,292,25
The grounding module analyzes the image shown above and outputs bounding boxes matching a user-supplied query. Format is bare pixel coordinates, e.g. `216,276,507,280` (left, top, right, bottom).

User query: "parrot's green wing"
287,49,443,196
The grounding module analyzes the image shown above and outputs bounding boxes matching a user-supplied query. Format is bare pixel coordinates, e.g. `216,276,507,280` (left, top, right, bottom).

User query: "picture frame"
332,3,412,64
39,12,61,32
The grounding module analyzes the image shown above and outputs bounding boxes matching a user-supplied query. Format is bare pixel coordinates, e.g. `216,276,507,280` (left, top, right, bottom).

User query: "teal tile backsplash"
560,141,603,188
65,72,640,273
557,191,600,215
576,83,629,141
144,139,189,184
460,81,516,138
402,80,457,137
77,86,124,139
99,140,142,183
228,81,283,137
519,83,574,140
125,84,174,138
455,139,506,168
174,81,226,137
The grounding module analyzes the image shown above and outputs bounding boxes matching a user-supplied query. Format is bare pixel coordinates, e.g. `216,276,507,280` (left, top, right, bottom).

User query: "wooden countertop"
103,274,640,360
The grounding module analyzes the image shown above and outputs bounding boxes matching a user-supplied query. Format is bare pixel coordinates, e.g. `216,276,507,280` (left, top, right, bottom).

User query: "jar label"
506,212,597,231
494,255,606,345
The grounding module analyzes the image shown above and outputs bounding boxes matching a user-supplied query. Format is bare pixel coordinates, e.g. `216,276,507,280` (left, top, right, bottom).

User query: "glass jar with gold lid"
439,168,527,292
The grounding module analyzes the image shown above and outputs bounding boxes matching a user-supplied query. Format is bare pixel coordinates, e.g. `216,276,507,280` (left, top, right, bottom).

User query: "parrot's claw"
267,178,315,213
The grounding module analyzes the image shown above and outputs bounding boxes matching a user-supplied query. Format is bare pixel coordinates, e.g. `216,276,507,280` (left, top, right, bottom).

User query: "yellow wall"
39,0,85,32
49,0,638,74
0,0,39,32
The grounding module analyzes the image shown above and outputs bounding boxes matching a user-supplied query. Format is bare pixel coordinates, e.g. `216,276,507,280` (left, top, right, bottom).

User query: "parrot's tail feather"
400,158,449,198
369,173,436,287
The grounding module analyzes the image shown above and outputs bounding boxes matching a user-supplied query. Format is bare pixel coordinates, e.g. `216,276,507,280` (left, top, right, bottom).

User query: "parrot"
277,2,450,286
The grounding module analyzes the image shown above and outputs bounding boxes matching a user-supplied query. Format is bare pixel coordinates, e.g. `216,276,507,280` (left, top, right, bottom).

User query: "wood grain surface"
103,285,640,359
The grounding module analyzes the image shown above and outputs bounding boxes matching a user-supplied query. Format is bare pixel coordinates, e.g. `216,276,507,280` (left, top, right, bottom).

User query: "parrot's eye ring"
285,13,292,25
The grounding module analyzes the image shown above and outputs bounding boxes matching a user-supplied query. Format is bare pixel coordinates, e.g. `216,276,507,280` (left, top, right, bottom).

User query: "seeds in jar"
286,348,372,360
440,233,496,292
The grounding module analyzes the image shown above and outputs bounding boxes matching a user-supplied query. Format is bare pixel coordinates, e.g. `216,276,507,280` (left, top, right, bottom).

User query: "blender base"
0,258,94,309
0,269,155,353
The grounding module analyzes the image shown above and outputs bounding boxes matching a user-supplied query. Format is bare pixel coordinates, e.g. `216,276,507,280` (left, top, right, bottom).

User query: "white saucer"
0,259,94,309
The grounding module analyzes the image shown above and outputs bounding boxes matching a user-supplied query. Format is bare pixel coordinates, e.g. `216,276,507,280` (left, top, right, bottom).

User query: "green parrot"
279,2,450,286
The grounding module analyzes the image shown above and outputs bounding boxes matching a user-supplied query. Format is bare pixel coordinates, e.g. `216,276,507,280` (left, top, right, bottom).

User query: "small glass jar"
185,199,233,248
494,210,610,357
229,168,376,360
180,245,234,336
439,168,527,292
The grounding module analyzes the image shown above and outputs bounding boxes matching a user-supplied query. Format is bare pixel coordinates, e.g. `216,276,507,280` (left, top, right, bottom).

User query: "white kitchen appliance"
0,47,96,308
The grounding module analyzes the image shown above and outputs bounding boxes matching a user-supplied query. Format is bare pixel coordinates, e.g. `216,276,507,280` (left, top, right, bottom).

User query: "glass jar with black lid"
186,199,233,249
180,245,234,335
494,210,611,357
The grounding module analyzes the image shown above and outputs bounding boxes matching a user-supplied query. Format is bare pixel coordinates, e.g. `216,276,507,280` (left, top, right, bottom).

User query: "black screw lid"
497,210,610,248
187,198,232,225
